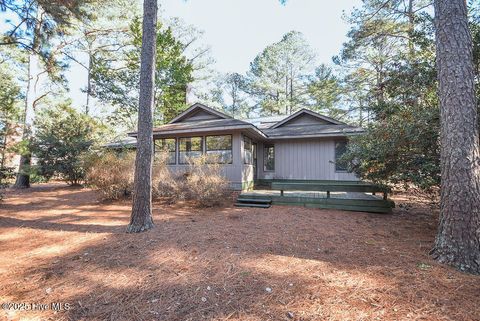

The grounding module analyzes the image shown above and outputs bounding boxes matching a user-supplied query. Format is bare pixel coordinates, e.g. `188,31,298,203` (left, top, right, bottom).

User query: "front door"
252,143,258,181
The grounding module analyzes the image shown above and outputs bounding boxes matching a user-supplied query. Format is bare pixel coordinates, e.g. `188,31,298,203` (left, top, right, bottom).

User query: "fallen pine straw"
0,183,478,321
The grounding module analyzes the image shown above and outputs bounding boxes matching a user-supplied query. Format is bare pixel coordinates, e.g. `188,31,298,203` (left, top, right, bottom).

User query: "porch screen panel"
264,144,275,171
243,136,253,164
179,137,203,164
206,135,232,164
154,138,176,164
335,141,347,172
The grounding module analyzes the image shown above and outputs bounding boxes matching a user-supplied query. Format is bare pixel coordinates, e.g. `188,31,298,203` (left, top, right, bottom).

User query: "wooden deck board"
239,185,395,214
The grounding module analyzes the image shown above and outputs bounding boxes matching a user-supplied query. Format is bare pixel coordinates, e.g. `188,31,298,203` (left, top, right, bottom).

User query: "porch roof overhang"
128,117,364,141
128,118,267,140
151,125,267,140
129,125,363,140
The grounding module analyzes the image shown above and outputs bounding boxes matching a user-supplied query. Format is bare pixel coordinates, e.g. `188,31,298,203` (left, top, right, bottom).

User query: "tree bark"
14,5,43,189
127,0,157,233
86,50,92,115
14,44,34,189
431,0,480,274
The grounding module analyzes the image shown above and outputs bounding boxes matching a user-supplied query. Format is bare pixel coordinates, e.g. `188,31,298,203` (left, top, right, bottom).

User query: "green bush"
0,166,15,200
341,104,440,191
29,167,49,184
31,103,107,185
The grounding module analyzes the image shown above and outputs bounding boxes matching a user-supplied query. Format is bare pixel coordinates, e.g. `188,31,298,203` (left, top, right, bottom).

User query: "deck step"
234,202,271,208
236,198,272,204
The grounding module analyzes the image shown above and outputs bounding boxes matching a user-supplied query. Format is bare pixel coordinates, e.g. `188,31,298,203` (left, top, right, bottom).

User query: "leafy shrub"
341,104,441,191
31,103,108,185
86,151,135,200
29,167,50,184
0,166,15,200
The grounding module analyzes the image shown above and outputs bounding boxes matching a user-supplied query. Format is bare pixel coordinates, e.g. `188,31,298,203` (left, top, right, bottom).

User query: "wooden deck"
238,180,395,213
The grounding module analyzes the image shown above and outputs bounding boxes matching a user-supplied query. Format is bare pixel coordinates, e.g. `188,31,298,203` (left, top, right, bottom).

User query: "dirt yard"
0,183,478,321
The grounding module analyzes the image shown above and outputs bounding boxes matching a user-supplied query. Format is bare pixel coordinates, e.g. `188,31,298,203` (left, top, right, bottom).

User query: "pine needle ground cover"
0,183,478,321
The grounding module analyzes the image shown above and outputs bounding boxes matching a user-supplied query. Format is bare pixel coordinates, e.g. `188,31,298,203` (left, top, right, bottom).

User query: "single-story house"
129,103,364,190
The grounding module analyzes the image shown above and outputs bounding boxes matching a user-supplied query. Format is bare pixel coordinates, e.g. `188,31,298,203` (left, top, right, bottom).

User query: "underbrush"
87,151,230,207
86,152,135,200
0,166,15,200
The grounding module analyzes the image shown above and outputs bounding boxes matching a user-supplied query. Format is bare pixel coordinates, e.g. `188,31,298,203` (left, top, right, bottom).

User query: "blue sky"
51,1,362,107
159,0,361,73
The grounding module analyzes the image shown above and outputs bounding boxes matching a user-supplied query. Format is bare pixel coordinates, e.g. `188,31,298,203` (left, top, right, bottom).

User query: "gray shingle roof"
243,115,288,129
142,118,363,139
127,104,364,139
152,118,251,133
263,124,364,138
104,137,137,149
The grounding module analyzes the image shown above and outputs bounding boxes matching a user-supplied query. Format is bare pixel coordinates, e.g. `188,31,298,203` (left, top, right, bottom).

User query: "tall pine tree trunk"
431,0,480,274
127,0,157,233
14,46,35,189
14,5,43,189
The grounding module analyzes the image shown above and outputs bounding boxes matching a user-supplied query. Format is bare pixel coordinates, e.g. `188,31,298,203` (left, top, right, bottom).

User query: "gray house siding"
181,109,221,122
154,131,246,190
279,113,331,126
256,138,357,181
129,104,364,191
156,134,357,190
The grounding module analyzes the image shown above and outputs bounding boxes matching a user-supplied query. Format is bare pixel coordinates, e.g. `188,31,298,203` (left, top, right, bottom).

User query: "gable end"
270,109,345,129
168,103,231,124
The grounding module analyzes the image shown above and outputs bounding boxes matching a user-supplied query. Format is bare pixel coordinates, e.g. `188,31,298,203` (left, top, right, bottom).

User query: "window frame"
178,136,204,165
154,138,177,165
334,141,348,172
263,144,275,172
205,134,233,164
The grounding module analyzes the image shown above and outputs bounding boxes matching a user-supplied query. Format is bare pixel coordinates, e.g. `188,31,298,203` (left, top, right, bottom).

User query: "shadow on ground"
0,183,478,321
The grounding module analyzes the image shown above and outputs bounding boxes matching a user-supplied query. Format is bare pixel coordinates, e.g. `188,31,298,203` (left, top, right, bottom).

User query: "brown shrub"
152,153,182,204
88,151,231,206
180,155,230,207
86,151,135,200
152,154,230,207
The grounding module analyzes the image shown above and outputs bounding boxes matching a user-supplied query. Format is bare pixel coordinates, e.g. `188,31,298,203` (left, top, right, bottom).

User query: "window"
179,137,203,164
335,141,348,172
264,144,275,171
154,138,176,164
243,136,253,164
206,135,233,164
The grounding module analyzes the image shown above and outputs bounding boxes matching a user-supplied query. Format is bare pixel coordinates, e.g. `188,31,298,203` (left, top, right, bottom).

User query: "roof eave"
145,124,267,139
266,131,364,140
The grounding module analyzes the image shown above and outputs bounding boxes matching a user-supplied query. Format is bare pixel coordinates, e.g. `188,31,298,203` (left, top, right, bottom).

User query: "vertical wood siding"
159,134,357,189
264,139,358,180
